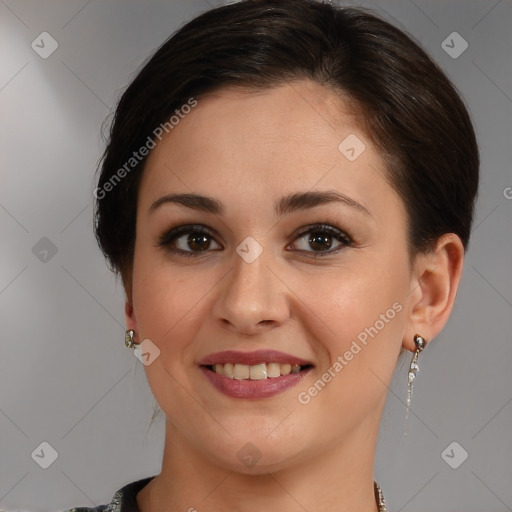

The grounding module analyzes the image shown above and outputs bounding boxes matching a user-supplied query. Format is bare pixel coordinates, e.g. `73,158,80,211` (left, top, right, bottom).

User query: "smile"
198,350,314,399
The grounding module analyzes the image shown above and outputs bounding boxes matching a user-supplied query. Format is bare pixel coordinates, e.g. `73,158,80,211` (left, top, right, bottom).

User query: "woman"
72,0,479,510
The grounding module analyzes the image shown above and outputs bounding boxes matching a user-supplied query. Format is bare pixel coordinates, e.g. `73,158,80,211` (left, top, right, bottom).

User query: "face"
128,80,414,473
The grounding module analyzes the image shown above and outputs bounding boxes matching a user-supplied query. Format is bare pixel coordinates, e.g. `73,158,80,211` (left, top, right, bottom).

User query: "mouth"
198,350,314,399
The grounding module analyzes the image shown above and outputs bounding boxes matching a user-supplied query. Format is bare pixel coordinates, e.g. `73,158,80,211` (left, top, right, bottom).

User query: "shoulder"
61,476,156,512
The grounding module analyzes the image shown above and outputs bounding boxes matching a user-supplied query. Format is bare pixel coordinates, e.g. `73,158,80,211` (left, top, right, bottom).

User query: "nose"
212,247,290,335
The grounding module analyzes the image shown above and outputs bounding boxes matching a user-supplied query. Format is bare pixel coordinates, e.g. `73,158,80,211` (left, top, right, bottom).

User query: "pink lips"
198,349,312,367
198,350,313,399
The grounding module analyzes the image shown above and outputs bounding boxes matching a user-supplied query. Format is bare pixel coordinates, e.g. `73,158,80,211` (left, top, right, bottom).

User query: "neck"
139,419,381,512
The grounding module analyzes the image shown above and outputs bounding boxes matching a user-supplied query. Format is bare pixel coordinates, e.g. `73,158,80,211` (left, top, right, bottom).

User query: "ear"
122,267,137,333
125,300,139,335
403,233,465,351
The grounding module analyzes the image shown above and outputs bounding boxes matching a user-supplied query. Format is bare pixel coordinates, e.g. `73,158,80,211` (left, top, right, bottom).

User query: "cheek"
293,254,408,400
130,257,216,419
132,257,210,351
132,240,409,364
300,254,408,345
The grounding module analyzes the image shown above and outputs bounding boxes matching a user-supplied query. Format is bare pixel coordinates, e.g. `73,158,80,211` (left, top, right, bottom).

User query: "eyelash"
156,223,355,259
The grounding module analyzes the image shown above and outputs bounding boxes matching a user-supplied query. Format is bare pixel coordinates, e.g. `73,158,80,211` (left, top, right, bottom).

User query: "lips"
198,349,312,367
198,350,314,399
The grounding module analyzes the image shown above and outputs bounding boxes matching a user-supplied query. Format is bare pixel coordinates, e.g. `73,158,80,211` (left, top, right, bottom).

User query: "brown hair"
94,0,479,291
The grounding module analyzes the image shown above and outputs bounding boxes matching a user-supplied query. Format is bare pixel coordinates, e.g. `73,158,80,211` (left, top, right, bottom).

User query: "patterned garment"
62,476,155,512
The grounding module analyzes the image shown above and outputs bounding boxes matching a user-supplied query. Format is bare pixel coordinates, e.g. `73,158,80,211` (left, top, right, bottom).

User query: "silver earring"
125,329,139,348
403,334,426,441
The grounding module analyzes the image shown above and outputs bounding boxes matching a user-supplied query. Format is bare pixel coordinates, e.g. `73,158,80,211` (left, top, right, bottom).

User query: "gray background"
1,1,511,511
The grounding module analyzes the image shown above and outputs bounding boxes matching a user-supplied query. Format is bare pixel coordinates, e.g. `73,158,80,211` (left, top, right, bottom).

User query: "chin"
199,426,311,475
216,446,305,475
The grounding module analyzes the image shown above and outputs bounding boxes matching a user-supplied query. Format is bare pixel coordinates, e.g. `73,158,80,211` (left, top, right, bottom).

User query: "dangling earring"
125,329,139,348
403,334,426,441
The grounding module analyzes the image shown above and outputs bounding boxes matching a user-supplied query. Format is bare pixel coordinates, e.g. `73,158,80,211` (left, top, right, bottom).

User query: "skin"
124,80,464,512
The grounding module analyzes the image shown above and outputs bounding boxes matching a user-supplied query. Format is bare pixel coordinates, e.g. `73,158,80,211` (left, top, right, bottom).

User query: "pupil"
189,233,210,251
310,233,331,251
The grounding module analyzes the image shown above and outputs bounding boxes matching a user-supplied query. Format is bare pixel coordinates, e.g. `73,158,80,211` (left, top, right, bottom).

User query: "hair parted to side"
94,0,479,293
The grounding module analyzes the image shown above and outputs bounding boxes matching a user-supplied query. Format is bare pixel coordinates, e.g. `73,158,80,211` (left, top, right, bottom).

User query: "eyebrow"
149,190,371,217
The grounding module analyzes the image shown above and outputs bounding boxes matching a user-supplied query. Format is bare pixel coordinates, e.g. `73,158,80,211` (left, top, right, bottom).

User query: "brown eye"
308,232,333,251
291,224,353,256
186,232,211,251
157,225,221,256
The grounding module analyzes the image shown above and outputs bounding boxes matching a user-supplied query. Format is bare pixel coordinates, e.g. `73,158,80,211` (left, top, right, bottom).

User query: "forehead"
138,80,401,223
175,81,361,150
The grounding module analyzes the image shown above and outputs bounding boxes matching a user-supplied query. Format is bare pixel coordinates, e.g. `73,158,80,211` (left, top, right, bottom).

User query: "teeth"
233,363,250,380
280,363,291,376
211,362,305,380
267,363,281,378
249,363,267,380
223,363,234,378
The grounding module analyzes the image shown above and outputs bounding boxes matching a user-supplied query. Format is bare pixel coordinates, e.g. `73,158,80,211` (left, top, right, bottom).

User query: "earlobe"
404,233,465,351
125,301,138,332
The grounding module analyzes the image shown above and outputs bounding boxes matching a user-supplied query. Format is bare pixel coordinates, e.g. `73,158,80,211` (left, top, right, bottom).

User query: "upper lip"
198,350,313,367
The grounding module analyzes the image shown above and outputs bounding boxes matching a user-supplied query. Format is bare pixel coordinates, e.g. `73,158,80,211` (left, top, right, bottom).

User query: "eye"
157,223,354,258
289,224,353,256
157,225,222,256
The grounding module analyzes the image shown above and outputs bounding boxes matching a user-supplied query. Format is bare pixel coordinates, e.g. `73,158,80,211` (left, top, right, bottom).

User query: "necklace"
374,481,387,512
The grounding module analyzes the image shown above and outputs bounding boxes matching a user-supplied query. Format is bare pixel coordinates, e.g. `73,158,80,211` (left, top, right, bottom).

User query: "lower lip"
200,366,312,399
